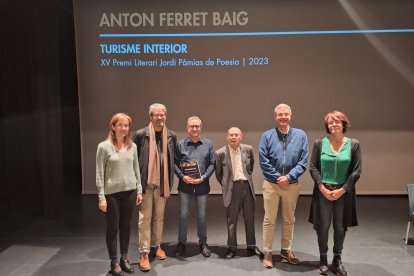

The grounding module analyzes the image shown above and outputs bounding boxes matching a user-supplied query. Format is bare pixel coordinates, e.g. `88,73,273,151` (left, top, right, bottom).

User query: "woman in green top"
96,113,143,276
309,111,362,276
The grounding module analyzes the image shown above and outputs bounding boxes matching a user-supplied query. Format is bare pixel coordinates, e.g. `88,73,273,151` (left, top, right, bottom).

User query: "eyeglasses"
152,114,165,118
188,125,201,129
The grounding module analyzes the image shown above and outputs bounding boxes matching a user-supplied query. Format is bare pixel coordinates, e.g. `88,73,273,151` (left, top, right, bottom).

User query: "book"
181,161,201,179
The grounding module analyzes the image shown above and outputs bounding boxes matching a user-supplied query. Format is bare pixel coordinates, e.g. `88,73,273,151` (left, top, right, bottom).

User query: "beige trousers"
139,185,166,253
262,180,300,253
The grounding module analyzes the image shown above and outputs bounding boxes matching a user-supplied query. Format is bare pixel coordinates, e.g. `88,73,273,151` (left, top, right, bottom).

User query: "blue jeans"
178,191,208,244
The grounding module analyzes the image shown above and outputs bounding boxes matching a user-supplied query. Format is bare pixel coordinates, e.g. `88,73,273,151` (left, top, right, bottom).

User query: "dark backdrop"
0,0,81,218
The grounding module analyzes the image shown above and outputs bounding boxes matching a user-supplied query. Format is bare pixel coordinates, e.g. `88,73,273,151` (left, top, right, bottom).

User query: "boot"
332,255,347,276
139,253,151,272
110,260,124,276
119,256,134,274
318,255,328,275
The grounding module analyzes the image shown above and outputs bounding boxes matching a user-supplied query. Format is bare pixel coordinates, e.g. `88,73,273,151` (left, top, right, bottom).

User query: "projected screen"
74,0,414,195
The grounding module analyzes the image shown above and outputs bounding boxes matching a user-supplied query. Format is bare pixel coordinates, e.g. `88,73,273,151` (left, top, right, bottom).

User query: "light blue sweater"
259,127,308,183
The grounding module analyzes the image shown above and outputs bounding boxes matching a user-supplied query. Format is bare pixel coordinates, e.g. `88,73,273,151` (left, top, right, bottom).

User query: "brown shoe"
155,246,166,260
280,249,300,265
139,253,151,272
263,252,274,269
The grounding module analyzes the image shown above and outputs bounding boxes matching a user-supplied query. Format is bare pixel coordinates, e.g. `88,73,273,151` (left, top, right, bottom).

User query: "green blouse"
320,137,352,185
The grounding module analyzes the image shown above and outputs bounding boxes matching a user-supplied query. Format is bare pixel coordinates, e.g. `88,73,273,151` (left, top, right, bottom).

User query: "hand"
331,188,346,201
191,177,204,185
183,175,194,184
319,184,335,201
277,176,290,190
136,193,143,205
99,198,107,212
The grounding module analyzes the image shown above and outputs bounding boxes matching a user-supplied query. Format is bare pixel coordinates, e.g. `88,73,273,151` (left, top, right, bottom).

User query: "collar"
184,136,204,144
276,126,290,135
229,145,241,154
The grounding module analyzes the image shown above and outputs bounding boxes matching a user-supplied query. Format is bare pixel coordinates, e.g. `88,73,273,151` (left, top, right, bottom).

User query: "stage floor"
1,195,413,276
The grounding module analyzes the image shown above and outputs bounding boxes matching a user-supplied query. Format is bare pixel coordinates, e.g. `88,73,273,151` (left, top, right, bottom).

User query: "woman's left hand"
136,193,143,205
331,188,346,200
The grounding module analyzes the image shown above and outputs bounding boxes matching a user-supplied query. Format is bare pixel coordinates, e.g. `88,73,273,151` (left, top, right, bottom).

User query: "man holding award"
174,116,216,258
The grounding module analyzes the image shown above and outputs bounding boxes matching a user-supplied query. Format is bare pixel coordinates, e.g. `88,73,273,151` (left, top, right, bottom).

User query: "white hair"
274,103,292,114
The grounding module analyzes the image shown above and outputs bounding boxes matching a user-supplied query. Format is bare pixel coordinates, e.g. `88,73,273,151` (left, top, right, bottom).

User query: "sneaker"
174,241,186,257
280,249,300,265
139,253,151,272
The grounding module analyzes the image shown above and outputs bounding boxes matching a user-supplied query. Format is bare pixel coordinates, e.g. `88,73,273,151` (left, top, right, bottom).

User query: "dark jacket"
308,138,362,230
174,137,215,196
132,126,177,195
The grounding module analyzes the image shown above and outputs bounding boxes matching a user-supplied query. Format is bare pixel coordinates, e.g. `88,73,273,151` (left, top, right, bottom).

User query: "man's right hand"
98,198,107,212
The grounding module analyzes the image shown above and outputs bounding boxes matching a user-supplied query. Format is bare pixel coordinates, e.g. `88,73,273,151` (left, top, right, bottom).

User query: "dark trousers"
226,180,256,248
105,190,136,260
317,191,346,256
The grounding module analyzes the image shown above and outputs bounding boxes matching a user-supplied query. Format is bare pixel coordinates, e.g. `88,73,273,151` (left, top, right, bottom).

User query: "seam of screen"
99,29,414,38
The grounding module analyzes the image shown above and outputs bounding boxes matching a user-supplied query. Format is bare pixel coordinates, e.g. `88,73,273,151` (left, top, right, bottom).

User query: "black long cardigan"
308,138,362,230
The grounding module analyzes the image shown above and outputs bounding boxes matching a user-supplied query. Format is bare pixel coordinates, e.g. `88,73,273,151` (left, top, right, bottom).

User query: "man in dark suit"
215,127,261,259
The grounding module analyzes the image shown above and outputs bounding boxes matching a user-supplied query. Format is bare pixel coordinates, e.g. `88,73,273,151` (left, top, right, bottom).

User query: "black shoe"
174,241,186,257
200,243,211,257
225,248,236,259
110,260,124,276
119,258,134,274
247,246,263,257
332,255,347,276
318,256,328,275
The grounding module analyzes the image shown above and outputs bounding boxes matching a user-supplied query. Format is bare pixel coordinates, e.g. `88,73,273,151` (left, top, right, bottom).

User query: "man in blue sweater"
259,103,308,269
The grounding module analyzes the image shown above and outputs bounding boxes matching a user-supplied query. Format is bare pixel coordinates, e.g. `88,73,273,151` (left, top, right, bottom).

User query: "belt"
323,183,344,191
265,178,298,184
